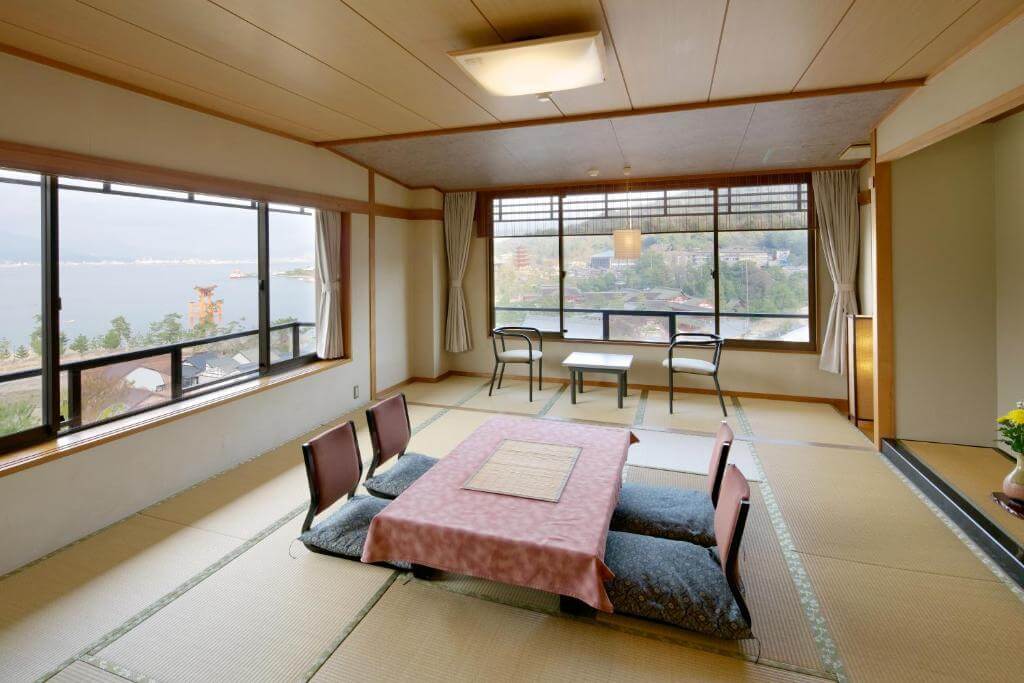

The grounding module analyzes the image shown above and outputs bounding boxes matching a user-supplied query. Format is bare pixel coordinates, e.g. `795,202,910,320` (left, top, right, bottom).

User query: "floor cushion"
364,453,438,499
298,495,388,559
611,483,716,546
604,530,751,640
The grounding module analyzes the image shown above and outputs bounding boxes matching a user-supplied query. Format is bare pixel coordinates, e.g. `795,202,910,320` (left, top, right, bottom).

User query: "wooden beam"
0,138,438,219
340,212,352,361
315,79,925,148
877,84,1024,163
368,170,377,400
871,130,895,450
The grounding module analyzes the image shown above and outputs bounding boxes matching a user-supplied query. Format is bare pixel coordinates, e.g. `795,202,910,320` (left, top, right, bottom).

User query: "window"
0,168,329,452
0,170,44,444
268,203,318,364
488,176,813,348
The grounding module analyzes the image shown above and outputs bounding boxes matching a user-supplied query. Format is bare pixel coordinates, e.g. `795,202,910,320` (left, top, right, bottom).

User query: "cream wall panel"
374,217,414,391
375,174,415,209
858,161,875,315
446,236,847,399
994,111,1024,414
711,0,851,99
892,125,996,446
877,14,1024,160
0,52,368,199
410,221,449,380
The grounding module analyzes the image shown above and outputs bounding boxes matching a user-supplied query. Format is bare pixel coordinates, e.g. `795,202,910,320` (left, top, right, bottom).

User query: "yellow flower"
998,409,1024,425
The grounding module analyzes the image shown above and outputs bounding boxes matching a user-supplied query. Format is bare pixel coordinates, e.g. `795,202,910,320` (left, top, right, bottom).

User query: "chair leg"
488,361,498,396
538,357,543,391
669,370,674,414
498,363,506,389
714,373,727,417
528,362,533,402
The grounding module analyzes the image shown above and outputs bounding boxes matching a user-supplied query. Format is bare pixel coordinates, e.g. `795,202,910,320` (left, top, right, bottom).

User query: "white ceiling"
335,87,910,189
0,0,1019,142
0,0,1019,187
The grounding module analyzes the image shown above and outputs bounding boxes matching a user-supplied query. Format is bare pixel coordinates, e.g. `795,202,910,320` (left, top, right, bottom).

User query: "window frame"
485,174,818,353
0,167,324,454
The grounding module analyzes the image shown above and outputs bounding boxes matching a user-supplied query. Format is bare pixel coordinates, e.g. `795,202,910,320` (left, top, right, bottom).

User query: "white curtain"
813,169,860,374
444,191,476,353
314,209,345,359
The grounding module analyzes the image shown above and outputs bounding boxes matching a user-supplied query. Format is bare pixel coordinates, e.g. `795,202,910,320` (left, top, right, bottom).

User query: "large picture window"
0,167,326,451
488,175,814,349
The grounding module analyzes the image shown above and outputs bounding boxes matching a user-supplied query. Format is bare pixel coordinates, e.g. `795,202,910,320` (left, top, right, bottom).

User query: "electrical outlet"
353,385,360,399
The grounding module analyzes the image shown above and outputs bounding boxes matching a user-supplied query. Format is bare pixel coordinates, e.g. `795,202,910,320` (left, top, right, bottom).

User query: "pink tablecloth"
361,416,635,612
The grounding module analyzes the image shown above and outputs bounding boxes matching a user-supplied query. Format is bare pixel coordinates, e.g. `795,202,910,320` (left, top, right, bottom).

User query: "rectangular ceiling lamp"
449,31,606,97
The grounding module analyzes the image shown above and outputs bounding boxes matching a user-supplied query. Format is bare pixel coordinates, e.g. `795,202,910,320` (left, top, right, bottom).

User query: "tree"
70,334,90,355
29,314,42,355
15,345,29,359
0,338,10,361
101,329,121,351
109,316,132,348
0,400,36,436
146,313,185,346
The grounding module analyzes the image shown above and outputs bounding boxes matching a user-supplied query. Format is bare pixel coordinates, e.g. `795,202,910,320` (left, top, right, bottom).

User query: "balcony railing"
0,321,314,432
493,306,808,343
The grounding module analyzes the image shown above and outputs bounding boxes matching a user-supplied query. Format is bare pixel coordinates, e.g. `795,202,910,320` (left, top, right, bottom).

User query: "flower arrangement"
997,401,1024,454
997,401,1024,501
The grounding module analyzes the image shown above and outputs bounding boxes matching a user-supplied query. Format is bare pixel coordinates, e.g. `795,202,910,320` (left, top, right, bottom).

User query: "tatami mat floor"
2,376,1022,682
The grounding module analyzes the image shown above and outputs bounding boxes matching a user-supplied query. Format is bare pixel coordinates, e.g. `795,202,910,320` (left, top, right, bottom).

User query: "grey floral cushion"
604,530,751,640
364,453,438,499
611,482,716,546
298,495,387,559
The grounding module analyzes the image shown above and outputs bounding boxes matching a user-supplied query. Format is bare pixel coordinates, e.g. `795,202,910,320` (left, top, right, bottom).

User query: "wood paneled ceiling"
0,0,1020,186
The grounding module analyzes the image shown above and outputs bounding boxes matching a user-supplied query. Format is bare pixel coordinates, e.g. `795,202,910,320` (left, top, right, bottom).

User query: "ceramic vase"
1004,451,1024,501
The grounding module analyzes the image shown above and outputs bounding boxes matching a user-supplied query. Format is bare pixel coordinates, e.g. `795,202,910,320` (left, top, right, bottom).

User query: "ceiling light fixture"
587,168,600,177
449,32,606,97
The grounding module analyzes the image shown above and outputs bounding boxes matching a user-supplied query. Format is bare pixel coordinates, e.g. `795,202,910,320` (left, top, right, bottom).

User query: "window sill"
487,332,818,355
0,358,350,479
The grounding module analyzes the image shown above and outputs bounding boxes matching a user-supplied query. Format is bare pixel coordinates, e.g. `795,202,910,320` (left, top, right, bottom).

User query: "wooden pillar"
871,140,895,450
368,170,377,399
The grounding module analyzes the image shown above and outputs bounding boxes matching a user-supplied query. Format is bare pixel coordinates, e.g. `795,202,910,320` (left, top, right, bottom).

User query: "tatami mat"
616,467,826,676
905,440,1024,545
407,408,497,458
756,443,995,581
546,382,642,425
49,660,128,683
738,398,870,448
461,378,560,415
313,581,822,682
641,391,745,435
803,553,1024,682
0,514,236,681
94,517,394,683
628,428,761,481
399,376,487,406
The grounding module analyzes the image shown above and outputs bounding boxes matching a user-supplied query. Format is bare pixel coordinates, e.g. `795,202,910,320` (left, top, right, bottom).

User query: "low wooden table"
562,352,634,409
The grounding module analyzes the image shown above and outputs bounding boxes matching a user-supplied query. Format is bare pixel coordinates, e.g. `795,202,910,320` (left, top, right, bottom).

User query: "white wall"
0,54,423,573
858,161,875,316
877,13,1024,162
445,234,848,400
891,125,996,446
994,111,1024,415
0,52,368,199
374,216,414,391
